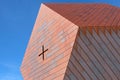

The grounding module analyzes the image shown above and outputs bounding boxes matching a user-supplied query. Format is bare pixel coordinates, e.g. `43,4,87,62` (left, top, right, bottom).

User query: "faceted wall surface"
21,3,120,80
20,4,78,80
64,29,120,80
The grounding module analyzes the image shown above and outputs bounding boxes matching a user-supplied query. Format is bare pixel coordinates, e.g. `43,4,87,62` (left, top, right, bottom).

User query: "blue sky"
0,0,120,80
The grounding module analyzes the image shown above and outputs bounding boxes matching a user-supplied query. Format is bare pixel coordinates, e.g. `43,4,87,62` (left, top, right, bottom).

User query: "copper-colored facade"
21,3,120,80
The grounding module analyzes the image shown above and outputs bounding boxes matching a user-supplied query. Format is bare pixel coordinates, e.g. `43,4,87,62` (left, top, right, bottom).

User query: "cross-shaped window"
38,45,48,60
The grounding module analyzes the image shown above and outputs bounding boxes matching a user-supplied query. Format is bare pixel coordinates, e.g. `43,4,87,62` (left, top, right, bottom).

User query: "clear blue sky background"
0,0,120,80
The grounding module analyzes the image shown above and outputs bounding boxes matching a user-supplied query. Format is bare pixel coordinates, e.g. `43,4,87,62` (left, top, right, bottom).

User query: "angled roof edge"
42,3,120,27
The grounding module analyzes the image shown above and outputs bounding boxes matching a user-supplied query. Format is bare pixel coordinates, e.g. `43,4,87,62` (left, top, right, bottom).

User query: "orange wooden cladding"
21,3,120,80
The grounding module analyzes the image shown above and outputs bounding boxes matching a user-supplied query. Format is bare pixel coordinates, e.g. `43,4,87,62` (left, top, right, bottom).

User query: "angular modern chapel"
21,3,120,80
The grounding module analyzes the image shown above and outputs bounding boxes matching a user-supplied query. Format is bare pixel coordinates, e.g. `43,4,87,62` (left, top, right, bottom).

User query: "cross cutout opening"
38,45,48,60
